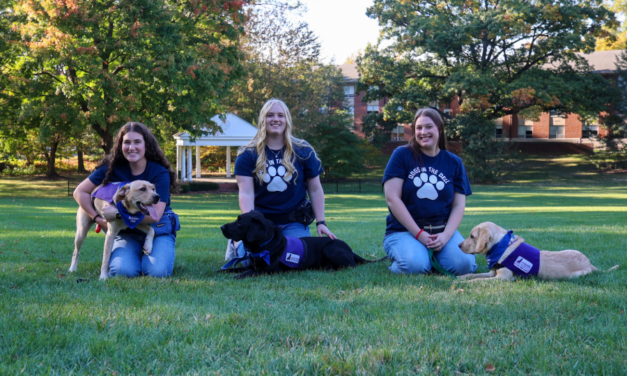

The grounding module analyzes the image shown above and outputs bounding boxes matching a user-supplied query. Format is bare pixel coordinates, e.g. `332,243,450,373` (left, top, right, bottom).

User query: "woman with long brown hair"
382,108,476,275
73,122,180,277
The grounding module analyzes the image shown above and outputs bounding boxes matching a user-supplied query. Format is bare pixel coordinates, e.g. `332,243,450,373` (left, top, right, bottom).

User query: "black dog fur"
220,211,386,278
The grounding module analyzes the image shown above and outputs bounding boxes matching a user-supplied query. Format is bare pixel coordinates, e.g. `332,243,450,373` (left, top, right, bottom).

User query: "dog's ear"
246,216,269,243
114,184,130,203
475,227,492,254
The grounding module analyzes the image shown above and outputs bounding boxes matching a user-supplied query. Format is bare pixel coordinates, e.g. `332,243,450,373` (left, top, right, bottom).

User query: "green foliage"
358,0,621,181
200,146,238,173
3,0,246,156
449,112,516,183
586,51,627,170
225,3,365,177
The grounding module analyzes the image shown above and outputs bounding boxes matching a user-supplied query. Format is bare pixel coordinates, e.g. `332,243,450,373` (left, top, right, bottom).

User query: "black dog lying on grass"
220,211,386,279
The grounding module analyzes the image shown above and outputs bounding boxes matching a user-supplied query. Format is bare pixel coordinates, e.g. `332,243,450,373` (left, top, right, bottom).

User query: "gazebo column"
176,145,182,182
226,146,232,178
187,146,193,182
195,145,201,178
180,146,187,182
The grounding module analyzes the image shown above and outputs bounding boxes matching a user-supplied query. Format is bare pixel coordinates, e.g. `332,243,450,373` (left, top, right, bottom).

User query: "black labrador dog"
220,211,385,278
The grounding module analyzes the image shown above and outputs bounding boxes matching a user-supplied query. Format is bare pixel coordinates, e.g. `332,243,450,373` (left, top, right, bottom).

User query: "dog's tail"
593,264,619,272
354,254,388,264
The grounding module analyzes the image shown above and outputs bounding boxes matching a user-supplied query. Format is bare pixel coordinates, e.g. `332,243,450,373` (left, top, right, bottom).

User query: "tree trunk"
77,148,86,173
91,122,114,155
46,139,61,178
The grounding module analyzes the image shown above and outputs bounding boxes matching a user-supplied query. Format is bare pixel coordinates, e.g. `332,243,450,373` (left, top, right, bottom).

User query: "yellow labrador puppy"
458,222,618,281
69,181,160,280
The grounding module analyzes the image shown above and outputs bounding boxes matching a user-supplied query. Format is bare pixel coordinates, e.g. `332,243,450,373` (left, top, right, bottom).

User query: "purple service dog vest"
500,242,541,277
280,236,307,269
92,182,126,203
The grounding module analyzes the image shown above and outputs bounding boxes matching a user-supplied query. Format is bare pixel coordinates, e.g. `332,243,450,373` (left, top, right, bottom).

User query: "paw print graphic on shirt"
413,173,445,200
263,165,291,192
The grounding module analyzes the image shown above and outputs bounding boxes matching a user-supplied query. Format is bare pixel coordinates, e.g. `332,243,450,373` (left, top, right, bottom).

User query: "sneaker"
225,239,238,261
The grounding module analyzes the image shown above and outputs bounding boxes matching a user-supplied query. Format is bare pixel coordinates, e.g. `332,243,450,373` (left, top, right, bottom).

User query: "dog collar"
485,230,514,269
115,200,145,229
259,234,274,247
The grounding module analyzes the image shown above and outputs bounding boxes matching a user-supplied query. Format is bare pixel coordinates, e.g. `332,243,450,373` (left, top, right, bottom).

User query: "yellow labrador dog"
69,181,160,280
458,222,618,281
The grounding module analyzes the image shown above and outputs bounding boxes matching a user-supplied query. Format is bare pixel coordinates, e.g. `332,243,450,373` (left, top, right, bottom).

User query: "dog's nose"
153,194,160,204
458,242,463,248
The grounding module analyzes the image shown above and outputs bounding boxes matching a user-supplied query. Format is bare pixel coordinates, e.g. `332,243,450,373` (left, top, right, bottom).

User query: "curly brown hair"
96,122,179,192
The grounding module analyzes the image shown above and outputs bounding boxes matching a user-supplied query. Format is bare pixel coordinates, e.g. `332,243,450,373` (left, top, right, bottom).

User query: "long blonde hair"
238,98,316,184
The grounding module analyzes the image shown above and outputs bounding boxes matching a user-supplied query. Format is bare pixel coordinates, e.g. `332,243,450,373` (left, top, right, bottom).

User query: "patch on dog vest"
280,236,307,269
500,242,540,277
92,182,127,203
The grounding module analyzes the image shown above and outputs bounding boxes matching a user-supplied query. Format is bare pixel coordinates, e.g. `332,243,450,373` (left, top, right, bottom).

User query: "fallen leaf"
58,274,66,278
205,314,212,320
18,267,24,272
492,329,498,333
485,363,495,372
344,309,349,314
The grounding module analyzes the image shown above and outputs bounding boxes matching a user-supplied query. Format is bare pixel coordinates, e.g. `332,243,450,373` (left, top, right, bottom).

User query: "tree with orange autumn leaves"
2,0,246,176
358,0,623,181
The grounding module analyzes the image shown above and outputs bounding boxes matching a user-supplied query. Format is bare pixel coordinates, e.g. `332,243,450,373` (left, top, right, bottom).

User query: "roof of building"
339,50,626,83
580,50,624,74
338,64,359,83
173,113,257,146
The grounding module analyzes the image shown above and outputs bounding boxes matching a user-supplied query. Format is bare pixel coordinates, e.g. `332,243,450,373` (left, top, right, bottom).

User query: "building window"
582,125,598,139
367,105,379,114
344,86,355,99
347,106,354,115
391,126,404,141
549,126,565,139
495,125,503,139
518,125,533,138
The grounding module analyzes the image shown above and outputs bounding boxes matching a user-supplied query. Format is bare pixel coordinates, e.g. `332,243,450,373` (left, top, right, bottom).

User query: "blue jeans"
109,212,179,278
236,222,311,259
383,230,477,275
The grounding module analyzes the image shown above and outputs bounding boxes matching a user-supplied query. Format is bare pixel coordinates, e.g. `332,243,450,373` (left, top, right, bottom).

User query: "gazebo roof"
174,113,258,146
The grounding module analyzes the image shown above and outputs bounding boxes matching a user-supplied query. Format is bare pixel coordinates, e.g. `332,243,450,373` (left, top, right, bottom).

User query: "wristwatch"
316,220,327,227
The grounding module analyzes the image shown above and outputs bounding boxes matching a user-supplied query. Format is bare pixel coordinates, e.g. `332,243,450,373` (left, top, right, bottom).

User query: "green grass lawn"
1,157,627,375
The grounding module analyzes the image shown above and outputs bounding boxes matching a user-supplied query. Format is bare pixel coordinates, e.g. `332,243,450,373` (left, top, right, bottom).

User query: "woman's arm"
426,192,466,251
306,176,337,239
384,178,431,245
236,175,255,213
73,178,109,230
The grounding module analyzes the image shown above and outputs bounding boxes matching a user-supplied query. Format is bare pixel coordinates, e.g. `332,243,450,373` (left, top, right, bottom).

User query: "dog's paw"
263,165,290,192
143,244,153,255
413,172,446,200
99,273,108,280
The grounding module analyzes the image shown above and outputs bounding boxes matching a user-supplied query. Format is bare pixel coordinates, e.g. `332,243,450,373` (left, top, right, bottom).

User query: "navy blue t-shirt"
382,146,472,235
234,142,322,221
88,160,172,209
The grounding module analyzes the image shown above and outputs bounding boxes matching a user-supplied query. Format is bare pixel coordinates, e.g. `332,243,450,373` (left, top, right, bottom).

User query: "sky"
296,0,383,64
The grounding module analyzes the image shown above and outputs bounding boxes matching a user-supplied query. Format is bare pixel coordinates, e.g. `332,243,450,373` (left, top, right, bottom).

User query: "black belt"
417,221,447,234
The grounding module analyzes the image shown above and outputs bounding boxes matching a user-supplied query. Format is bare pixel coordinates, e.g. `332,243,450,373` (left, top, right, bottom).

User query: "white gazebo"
173,114,258,182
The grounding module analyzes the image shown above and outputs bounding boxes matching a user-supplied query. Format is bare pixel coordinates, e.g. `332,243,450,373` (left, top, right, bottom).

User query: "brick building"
339,50,626,152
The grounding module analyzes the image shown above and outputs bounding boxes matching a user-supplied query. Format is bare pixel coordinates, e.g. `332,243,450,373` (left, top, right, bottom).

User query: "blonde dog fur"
69,181,159,280
458,222,618,281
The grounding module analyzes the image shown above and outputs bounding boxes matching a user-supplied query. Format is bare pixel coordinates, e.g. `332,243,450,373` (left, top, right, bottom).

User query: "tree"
225,2,366,176
359,0,621,181
5,0,246,158
596,0,627,50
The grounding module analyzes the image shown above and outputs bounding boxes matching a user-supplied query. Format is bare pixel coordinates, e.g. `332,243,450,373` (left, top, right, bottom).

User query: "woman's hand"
316,224,337,239
427,232,451,252
95,215,108,232
415,230,431,247
101,204,119,222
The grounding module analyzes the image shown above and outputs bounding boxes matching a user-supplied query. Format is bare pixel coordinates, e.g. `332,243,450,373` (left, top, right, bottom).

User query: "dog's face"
221,211,274,245
459,222,505,255
115,181,160,218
